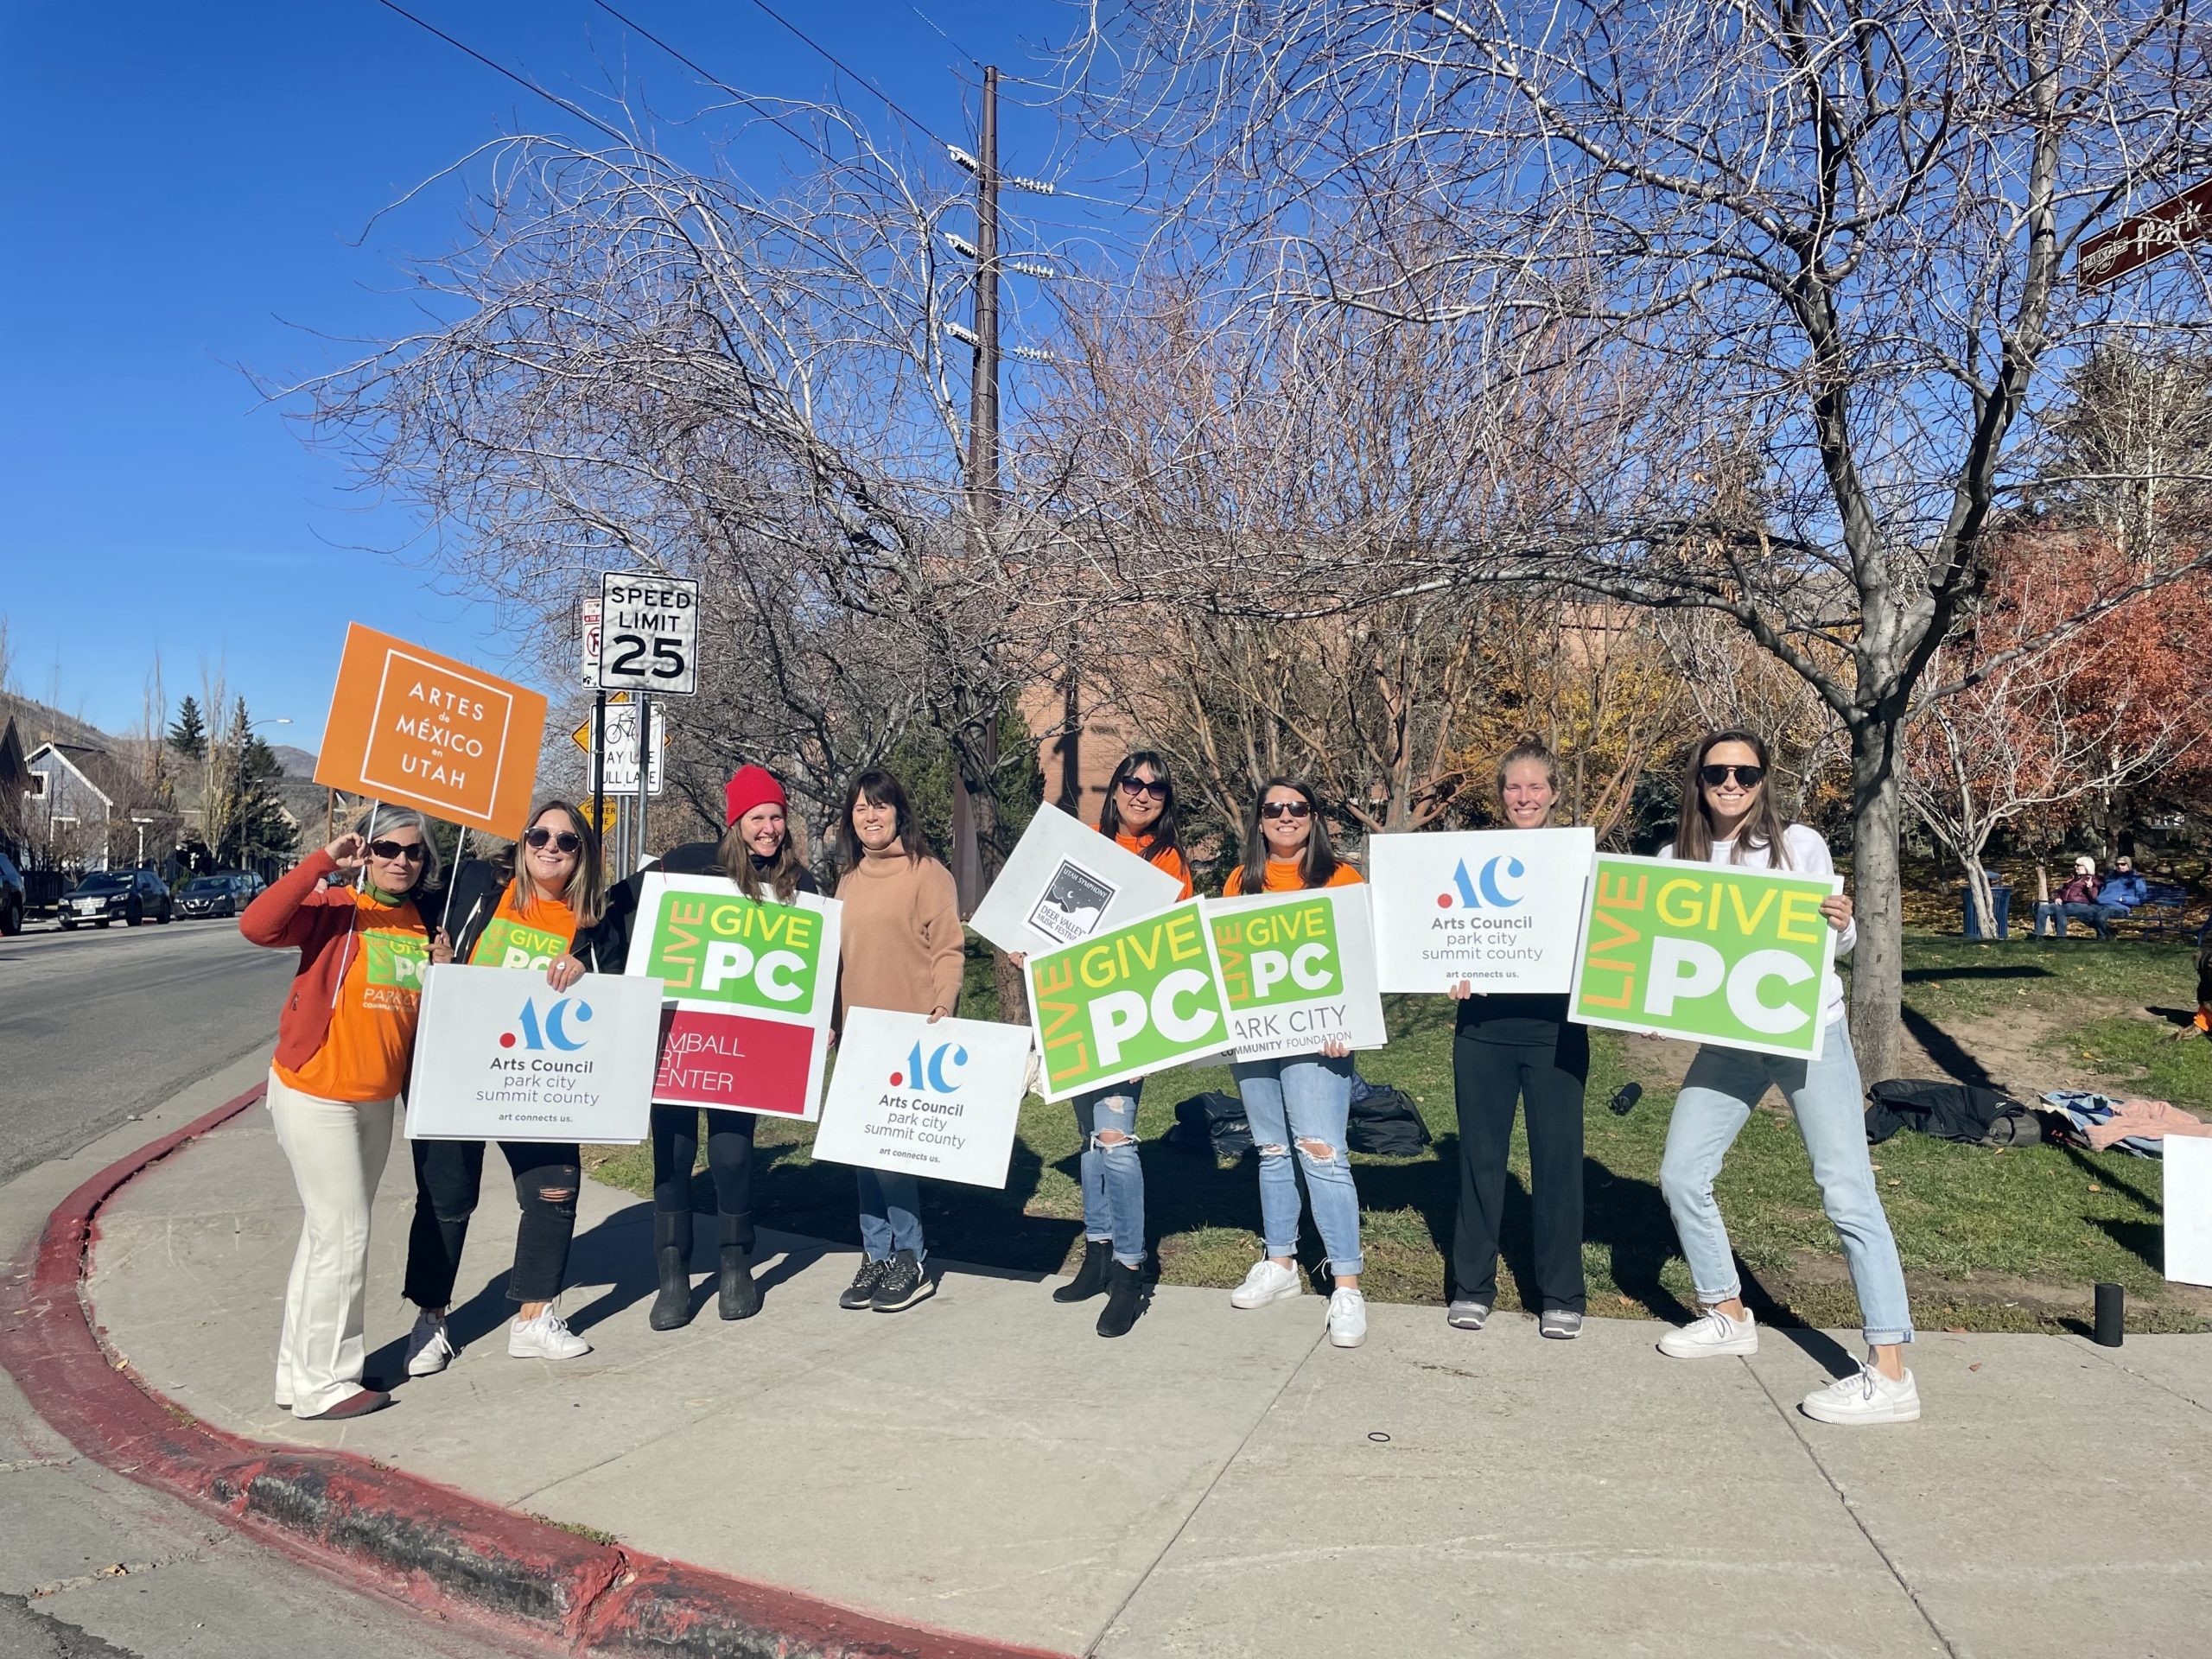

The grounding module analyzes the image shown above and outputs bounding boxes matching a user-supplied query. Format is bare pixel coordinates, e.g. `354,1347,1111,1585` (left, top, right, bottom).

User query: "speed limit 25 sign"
596,571,698,696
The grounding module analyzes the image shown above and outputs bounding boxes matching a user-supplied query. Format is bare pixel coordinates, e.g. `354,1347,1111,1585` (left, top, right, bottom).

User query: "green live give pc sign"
1026,899,1231,1101
1569,854,1842,1060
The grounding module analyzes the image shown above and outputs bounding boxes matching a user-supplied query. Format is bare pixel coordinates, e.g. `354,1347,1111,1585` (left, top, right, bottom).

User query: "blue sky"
0,1,1086,748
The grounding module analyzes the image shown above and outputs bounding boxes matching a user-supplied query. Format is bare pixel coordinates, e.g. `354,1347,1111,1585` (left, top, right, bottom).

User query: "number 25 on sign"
1569,854,1841,1060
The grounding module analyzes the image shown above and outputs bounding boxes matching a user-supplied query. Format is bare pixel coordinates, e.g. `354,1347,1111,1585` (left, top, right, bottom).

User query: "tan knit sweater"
833,850,966,1022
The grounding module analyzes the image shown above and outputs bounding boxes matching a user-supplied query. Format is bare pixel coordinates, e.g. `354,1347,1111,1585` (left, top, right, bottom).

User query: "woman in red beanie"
569,764,817,1329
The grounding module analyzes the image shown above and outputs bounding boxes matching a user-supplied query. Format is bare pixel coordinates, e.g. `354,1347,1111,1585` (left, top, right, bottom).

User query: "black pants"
1450,1024,1588,1313
650,1105,756,1255
404,1139,582,1307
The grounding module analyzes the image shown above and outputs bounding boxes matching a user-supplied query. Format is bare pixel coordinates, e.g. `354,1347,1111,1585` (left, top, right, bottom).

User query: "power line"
369,0,637,149
735,0,957,150
905,1,980,67
582,0,849,173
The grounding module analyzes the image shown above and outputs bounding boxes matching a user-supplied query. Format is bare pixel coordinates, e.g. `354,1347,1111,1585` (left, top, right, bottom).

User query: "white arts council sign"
810,1008,1032,1188
969,804,1185,956
1368,828,1597,995
405,964,663,1143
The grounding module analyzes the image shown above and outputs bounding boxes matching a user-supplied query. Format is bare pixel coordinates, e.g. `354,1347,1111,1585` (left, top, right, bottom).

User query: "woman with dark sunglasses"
1220,778,1370,1348
242,804,443,1421
569,766,818,1331
400,798,607,1379
1040,751,1193,1338
1653,731,1920,1425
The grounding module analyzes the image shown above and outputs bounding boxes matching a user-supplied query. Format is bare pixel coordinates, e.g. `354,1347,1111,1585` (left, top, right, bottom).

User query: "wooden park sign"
2079,178,2212,290
315,623,548,839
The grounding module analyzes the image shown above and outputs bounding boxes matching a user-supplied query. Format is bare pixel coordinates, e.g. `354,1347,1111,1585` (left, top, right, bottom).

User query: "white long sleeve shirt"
1658,823,1853,1027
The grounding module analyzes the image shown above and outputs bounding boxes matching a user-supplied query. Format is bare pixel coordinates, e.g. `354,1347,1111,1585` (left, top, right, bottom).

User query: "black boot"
649,1211,694,1331
1096,1261,1143,1338
1053,1239,1112,1303
716,1213,760,1320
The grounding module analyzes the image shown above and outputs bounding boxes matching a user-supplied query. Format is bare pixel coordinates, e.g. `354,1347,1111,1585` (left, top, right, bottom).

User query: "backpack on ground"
1168,1090,1254,1159
1345,1083,1433,1157
1864,1077,2040,1148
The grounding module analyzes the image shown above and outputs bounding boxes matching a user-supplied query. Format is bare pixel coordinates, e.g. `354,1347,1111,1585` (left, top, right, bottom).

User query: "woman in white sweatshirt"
1651,730,1920,1426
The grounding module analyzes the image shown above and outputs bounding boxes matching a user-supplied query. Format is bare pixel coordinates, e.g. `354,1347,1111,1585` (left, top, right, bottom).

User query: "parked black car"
175,872,257,919
0,851,24,936
59,868,172,930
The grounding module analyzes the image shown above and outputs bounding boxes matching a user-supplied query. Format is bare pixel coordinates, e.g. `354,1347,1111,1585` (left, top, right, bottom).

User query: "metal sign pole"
591,689,607,861
634,691,652,876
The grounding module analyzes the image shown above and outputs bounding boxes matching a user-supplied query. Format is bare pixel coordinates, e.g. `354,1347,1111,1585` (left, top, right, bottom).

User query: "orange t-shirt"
276,890,430,1103
1111,830,1195,901
1224,859,1364,896
472,883,578,971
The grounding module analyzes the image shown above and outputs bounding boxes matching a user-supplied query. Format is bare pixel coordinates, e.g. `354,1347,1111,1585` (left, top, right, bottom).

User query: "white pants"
267,1069,394,1418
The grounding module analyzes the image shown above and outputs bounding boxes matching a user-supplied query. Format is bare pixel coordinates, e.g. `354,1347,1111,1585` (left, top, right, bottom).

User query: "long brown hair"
1096,749,1185,869
509,799,605,925
838,769,928,867
1236,777,1340,891
1674,731,1792,868
716,808,810,902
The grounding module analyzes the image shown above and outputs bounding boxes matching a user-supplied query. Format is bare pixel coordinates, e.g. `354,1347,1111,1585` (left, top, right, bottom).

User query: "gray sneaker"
1540,1308,1584,1340
1446,1299,1490,1331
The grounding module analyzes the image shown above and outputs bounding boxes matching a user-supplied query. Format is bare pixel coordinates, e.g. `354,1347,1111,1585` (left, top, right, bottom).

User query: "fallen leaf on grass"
2088,1183,2102,1193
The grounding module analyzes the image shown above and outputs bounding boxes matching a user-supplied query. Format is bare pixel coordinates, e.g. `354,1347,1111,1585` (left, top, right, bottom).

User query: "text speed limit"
597,571,698,696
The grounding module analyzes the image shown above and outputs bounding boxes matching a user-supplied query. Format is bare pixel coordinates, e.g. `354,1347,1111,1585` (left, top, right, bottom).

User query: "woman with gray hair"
241,804,448,1421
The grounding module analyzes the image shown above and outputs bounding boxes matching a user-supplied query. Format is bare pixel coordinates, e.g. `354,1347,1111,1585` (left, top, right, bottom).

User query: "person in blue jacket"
2101,855,2148,913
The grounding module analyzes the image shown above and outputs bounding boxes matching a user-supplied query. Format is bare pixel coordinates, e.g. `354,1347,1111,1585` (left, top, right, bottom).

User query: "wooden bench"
2112,880,2193,939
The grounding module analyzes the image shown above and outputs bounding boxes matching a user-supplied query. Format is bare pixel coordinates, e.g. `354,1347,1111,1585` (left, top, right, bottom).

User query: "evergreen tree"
167,696,207,760
214,699,299,871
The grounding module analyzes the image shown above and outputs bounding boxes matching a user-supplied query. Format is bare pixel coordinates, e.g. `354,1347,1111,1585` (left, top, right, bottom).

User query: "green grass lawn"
588,930,2212,1334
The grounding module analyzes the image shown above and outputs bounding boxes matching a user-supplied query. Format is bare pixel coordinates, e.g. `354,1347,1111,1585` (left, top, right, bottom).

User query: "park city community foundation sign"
1027,899,1230,1102
315,622,548,838
1569,854,1842,1060
1204,885,1385,1062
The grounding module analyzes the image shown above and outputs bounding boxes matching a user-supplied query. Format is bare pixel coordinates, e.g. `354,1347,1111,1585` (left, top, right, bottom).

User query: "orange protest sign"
314,623,548,838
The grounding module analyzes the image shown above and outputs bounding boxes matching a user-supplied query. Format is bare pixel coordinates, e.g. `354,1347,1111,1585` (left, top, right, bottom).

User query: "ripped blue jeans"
1232,1054,1363,1278
1073,1082,1145,1268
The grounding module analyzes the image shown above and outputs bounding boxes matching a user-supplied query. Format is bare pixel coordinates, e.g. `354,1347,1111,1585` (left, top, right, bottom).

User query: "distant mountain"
269,743,318,779
0,690,114,753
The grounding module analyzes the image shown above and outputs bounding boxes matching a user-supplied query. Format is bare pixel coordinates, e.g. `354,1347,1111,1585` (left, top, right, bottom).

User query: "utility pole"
949,64,1001,917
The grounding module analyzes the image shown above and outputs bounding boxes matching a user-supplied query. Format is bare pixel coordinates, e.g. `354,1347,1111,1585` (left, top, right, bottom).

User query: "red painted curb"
0,1086,1071,1659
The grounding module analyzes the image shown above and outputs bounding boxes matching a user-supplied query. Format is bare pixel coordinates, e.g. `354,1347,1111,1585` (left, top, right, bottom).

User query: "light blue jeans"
856,1167,925,1263
1659,1022,1914,1346
1073,1081,1145,1268
1232,1054,1363,1278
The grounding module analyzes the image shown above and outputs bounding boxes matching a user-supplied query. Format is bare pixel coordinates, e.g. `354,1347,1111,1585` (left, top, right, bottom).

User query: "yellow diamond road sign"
570,690,632,752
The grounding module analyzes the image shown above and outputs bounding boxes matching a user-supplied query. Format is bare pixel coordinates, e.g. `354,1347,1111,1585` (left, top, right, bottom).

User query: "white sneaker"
1802,1361,1921,1425
508,1306,591,1361
404,1310,455,1377
1326,1287,1367,1348
1229,1259,1302,1309
1657,1305,1758,1358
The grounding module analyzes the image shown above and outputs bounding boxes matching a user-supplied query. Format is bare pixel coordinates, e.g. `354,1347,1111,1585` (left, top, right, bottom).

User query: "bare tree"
1072,1,2212,1077
290,105,1062,902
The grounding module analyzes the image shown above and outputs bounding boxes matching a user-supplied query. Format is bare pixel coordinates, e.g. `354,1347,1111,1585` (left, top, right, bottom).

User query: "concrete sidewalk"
86,1104,2212,1658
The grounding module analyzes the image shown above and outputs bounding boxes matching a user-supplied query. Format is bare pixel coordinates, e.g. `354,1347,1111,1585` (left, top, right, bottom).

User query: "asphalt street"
0,917,291,1185
0,926,531,1659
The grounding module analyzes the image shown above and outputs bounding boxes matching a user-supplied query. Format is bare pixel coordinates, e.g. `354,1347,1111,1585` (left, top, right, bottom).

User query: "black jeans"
1450,1023,1589,1313
404,1139,582,1307
650,1106,756,1255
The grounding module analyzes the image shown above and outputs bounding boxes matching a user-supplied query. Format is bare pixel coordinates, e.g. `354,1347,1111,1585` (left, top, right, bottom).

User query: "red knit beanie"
724,765,788,826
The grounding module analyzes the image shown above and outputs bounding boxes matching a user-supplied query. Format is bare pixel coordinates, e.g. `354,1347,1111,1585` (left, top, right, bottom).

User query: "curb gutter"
0,1086,1071,1659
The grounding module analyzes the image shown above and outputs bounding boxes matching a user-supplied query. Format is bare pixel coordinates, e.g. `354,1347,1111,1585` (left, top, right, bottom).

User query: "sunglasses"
1118,776,1167,801
525,828,582,854
368,839,427,862
1698,763,1766,789
1259,799,1313,821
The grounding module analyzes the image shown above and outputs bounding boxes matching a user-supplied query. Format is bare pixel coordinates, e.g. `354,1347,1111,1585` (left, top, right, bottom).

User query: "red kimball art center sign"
2078,178,2212,290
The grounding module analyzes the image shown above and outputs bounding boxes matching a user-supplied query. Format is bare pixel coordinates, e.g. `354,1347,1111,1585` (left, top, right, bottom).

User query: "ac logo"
1438,855,1526,911
502,997,594,1052
890,1039,968,1093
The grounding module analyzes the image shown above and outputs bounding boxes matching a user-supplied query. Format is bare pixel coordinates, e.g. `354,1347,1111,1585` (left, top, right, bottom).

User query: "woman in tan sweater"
831,768,966,1313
